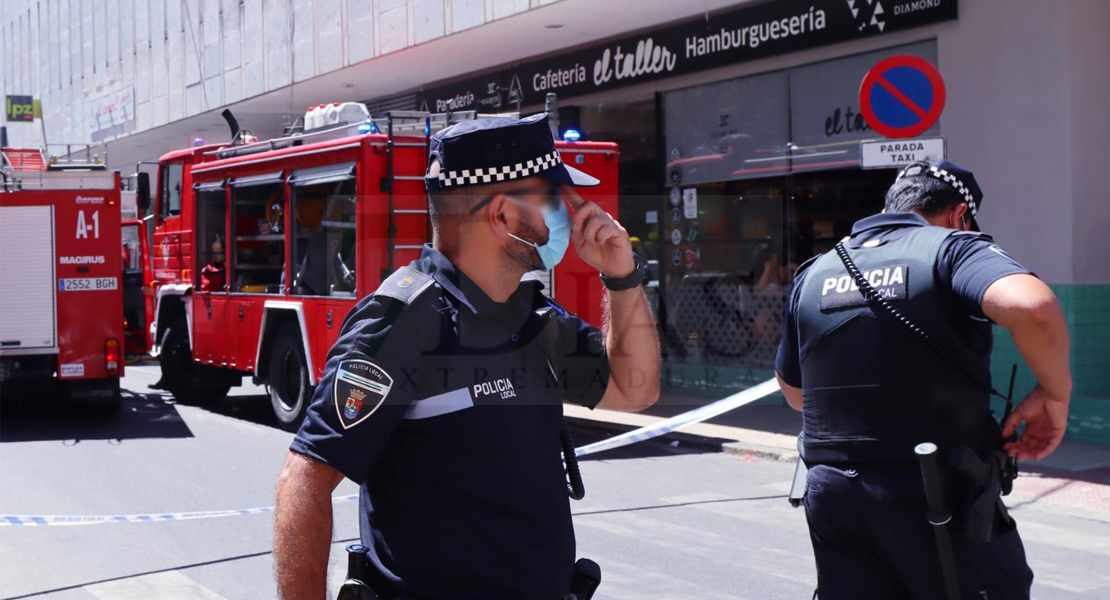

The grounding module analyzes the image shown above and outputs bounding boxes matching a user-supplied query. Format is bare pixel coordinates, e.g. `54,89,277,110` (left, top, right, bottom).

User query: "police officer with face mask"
776,160,1072,599
273,113,660,600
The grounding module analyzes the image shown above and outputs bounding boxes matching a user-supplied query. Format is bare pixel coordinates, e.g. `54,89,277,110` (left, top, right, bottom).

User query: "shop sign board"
5,95,37,121
861,137,945,169
859,55,946,139
416,0,958,111
90,87,135,133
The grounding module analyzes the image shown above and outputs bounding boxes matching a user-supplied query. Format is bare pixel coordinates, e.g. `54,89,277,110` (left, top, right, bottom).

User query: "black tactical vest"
795,226,999,464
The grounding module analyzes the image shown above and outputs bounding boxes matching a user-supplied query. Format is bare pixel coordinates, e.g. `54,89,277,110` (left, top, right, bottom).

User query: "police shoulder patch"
334,359,394,429
375,267,436,305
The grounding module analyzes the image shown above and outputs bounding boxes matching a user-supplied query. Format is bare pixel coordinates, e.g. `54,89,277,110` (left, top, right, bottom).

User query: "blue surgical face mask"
506,196,570,272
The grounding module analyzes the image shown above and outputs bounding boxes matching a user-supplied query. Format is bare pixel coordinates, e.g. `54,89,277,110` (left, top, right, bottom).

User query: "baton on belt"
788,435,808,508
916,442,960,600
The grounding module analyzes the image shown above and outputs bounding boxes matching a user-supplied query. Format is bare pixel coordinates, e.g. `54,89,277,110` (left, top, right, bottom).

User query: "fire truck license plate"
59,277,118,291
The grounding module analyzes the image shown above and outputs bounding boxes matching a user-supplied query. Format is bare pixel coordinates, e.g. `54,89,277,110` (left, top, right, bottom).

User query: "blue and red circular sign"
859,55,946,139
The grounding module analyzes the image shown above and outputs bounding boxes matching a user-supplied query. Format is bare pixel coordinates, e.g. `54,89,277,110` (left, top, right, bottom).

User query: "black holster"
337,545,380,600
948,447,1017,543
566,558,602,600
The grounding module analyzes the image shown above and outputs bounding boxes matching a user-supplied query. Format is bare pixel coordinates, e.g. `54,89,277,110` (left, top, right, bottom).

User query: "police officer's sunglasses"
469,183,562,214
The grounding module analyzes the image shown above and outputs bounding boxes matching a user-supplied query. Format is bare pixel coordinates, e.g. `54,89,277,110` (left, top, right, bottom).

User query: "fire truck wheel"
269,324,312,431
159,318,231,405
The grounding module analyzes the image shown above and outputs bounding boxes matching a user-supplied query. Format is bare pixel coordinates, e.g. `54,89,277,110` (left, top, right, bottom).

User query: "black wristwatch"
600,253,645,291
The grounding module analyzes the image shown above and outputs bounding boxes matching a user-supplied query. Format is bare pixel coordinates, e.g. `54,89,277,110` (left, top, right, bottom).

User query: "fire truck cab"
146,108,619,430
0,146,127,413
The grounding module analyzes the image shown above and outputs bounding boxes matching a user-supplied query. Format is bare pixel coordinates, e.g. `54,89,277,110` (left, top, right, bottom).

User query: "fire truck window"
290,178,357,297
121,225,142,271
161,164,183,217
195,187,228,292
230,182,287,294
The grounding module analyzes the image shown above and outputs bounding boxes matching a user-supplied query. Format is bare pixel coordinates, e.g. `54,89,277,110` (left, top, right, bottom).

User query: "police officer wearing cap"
776,160,1072,599
274,113,660,600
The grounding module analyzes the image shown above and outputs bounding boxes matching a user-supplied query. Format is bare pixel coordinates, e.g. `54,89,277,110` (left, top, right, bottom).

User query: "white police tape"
1,379,781,526
1,495,359,527
573,378,780,457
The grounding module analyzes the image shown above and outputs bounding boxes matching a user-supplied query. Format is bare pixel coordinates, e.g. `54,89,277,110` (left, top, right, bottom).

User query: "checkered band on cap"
896,165,978,216
436,150,562,188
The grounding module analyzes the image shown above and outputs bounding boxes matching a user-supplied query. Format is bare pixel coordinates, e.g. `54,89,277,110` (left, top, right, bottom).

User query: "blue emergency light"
562,129,581,142
358,121,378,134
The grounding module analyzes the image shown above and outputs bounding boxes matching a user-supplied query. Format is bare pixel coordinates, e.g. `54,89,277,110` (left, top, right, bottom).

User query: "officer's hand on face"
564,184,636,279
1002,385,1069,461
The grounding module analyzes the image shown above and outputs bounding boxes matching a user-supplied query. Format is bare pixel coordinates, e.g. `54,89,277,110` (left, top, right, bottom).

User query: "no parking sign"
859,55,946,139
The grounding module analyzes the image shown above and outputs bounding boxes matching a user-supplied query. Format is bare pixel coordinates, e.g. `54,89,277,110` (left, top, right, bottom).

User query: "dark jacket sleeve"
289,295,425,485
554,312,611,409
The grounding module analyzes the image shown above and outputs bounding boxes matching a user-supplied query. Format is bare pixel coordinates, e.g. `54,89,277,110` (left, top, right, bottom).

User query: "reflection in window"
290,177,357,297
162,163,184,216
195,186,228,292
230,180,286,294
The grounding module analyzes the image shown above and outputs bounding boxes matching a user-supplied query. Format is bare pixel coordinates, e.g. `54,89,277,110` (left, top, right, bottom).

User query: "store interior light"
562,129,581,142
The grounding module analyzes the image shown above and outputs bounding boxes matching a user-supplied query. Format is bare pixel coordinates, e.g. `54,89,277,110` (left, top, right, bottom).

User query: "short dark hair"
427,182,507,230
883,176,965,217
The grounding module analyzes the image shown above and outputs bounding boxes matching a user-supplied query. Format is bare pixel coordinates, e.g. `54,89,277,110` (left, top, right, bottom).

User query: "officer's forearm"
983,274,1072,400
602,287,661,410
275,452,343,600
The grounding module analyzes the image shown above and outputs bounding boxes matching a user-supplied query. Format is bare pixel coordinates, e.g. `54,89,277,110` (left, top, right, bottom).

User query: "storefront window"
660,179,786,369
663,71,789,186
655,41,938,377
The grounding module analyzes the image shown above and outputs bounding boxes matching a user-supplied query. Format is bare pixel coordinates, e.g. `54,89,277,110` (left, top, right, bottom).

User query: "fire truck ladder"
2,144,108,191
379,111,432,279
377,110,496,278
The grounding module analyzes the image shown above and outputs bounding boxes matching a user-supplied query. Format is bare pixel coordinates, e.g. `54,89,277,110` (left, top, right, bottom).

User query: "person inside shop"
273,113,660,600
775,160,1071,599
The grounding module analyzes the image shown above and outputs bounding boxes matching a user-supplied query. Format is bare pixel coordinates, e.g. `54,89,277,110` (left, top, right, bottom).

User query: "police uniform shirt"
290,246,610,600
776,212,1032,387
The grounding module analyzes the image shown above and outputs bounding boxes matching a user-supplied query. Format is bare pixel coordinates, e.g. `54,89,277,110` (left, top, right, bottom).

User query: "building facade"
2,0,1108,442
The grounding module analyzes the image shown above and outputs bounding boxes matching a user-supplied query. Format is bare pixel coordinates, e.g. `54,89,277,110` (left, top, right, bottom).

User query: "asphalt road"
1,365,1108,599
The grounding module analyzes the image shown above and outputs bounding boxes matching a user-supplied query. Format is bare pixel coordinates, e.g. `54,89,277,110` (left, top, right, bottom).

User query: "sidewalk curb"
722,442,798,462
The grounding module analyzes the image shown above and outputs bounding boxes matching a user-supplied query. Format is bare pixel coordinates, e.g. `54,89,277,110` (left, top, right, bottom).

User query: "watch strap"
600,253,645,291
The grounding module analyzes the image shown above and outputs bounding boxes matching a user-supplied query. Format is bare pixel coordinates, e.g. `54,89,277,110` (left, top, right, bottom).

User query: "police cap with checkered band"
425,113,599,191
895,159,985,231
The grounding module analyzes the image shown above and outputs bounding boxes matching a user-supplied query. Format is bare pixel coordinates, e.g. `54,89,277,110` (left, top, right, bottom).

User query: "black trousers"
803,464,1033,600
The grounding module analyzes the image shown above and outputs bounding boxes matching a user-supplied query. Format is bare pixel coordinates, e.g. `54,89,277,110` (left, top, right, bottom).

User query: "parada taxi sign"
860,136,946,169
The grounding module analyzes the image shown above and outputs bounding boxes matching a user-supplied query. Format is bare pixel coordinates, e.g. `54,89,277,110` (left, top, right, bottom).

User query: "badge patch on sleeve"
819,264,909,310
333,359,393,429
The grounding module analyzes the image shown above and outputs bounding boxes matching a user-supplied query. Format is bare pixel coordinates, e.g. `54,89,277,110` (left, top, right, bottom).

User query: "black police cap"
896,160,985,228
425,113,599,191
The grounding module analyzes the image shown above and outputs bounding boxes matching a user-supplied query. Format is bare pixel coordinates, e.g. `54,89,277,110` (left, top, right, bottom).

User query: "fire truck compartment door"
0,206,57,352
229,172,284,187
193,179,226,192
289,163,356,187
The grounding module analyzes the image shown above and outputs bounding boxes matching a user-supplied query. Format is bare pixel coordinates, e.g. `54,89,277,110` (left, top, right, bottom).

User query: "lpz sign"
5,95,35,122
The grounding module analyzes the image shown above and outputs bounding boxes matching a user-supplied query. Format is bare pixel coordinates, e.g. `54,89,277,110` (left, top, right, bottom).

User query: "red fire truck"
0,146,131,414
142,108,619,430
